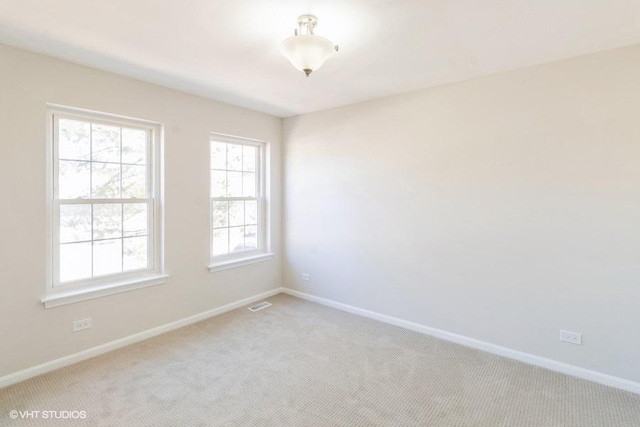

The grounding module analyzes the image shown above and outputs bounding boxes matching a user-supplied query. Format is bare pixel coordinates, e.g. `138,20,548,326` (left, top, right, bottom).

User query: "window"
209,134,272,271
44,106,165,308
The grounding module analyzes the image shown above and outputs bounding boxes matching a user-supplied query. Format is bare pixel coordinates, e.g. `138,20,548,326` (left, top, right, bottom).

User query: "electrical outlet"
560,330,581,345
72,318,92,332
301,273,311,282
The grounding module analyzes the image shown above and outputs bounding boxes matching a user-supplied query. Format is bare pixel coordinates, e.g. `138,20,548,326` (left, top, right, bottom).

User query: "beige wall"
0,43,282,377
3,39,640,385
283,45,640,383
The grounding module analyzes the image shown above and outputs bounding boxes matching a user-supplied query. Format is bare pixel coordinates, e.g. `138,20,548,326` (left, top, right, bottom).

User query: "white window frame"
43,104,167,308
209,133,273,272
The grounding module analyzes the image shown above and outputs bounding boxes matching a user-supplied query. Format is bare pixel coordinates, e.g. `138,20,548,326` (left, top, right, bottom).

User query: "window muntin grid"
210,137,265,259
52,113,156,286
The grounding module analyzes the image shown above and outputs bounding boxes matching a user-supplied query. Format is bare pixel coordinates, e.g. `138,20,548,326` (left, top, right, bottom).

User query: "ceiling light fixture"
281,15,339,77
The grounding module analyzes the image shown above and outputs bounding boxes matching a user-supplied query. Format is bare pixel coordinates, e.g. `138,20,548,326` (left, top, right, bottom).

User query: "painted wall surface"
0,44,282,377
283,45,640,383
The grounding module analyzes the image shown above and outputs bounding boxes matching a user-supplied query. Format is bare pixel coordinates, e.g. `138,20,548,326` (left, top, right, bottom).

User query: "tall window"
210,134,269,270
49,107,163,292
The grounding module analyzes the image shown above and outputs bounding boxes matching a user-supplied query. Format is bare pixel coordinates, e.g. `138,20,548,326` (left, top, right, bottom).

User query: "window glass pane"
122,128,147,164
123,203,148,237
60,242,92,282
122,164,147,198
212,228,229,256
227,143,242,171
92,162,121,198
229,226,245,253
229,227,245,252
93,238,122,276
92,124,120,163
245,201,258,225
60,205,91,243
243,172,256,197
58,119,90,161
242,145,256,172
211,142,226,170
123,236,148,271
229,201,244,227
227,171,242,197
59,160,90,199
244,225,258,250
211,170,226,197
93,204,122,240
212,201,228,228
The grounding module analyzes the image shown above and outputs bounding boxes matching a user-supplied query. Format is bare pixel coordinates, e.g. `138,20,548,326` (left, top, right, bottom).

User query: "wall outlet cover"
72,318,92,332
560,330,582,345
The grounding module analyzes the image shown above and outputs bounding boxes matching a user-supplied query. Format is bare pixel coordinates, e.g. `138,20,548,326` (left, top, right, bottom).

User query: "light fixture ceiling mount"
281,15,339,77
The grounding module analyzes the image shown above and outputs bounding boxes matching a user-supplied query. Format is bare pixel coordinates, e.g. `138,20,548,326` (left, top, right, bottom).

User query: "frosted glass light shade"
281,34,336,76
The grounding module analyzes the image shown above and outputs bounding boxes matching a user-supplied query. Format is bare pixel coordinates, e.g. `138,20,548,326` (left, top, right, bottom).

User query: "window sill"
41,273,169,309
209,253,274,272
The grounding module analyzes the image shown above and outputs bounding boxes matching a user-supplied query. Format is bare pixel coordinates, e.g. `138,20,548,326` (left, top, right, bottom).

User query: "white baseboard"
282,288,640,395
5,286,638,396
0,287,284,389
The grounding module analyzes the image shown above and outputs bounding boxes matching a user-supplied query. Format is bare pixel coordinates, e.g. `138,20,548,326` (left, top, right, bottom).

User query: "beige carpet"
1,293,639,426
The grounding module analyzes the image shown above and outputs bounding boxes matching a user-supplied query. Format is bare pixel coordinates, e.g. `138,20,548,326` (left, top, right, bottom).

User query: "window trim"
43,104,166,307
208,133,272,271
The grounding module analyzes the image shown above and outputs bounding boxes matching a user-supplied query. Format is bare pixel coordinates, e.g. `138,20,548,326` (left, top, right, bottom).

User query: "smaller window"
209,134,271,271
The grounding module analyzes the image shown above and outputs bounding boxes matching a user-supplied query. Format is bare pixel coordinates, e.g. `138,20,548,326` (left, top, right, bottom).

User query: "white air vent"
248,301,272,312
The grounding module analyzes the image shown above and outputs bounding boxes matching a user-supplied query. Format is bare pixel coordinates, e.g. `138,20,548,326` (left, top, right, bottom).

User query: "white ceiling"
1,0,639,117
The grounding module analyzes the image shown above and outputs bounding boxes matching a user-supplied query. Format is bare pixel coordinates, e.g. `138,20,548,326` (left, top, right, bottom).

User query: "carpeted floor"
1,293,639,426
